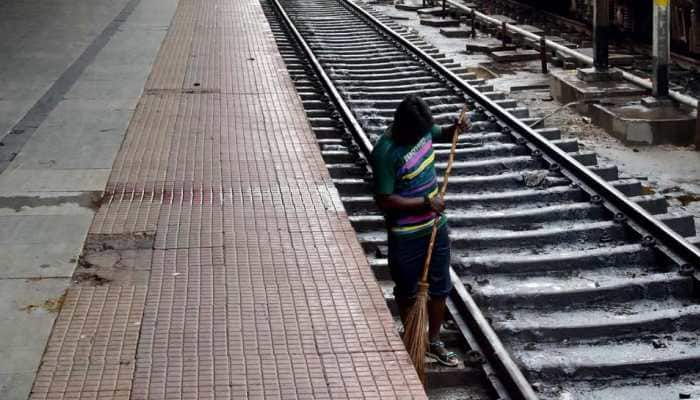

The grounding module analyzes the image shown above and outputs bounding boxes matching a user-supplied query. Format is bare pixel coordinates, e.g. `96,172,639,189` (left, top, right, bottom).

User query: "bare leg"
428,296,446,341
395,295,415,327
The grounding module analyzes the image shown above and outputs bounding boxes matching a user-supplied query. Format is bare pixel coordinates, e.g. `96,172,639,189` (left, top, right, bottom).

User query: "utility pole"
578,0,621,82
652,0,671,97
593,0,610,71
691,1,700,54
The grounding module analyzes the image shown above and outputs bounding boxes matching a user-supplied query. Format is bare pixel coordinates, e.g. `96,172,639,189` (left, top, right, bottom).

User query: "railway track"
262,0,700,398
416,0,700,101
479,0,700,71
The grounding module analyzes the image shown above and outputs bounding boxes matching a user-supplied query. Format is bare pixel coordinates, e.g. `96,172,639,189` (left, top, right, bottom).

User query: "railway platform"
1,0,427,398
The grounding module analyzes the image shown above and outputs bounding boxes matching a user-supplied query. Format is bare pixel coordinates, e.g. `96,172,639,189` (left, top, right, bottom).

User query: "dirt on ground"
72,233,155,287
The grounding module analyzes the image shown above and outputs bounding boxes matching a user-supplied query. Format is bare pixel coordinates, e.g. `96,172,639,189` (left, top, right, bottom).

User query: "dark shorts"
388,225,452,299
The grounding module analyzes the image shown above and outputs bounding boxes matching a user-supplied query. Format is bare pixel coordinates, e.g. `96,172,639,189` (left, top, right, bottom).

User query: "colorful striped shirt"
371,125,447,239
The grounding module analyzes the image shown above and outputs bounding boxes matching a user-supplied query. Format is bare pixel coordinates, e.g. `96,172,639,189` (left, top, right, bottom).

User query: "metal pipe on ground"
444,0,699,108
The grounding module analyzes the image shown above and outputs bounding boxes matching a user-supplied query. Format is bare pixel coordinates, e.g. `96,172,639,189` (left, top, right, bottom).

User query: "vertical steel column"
593,0,610,71
540,36,548,74
471,9,477,38
653,0,670,97
692,0,700,54
501,22,508,47
696,102,700,151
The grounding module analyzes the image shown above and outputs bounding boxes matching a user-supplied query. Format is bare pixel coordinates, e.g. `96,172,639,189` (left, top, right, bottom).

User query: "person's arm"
375,194,444,214
431,116,471,143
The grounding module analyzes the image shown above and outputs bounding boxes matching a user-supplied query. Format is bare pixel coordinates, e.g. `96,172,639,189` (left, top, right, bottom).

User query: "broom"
402,106,469,383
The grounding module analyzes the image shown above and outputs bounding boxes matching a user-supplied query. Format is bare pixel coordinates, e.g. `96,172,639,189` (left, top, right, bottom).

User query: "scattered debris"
676,193,700,206
641,185,657,195
463,350,485,366
531,382,544,393
522,170,549,188
524,342,537,351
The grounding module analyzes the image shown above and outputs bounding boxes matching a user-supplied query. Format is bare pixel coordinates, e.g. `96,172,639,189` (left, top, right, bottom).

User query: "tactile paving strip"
29,0,427,398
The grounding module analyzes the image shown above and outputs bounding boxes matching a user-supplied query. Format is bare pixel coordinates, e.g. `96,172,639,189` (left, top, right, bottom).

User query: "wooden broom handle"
419,107,469,283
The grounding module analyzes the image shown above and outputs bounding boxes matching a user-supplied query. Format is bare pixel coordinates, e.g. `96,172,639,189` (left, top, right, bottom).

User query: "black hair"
390,95,434,146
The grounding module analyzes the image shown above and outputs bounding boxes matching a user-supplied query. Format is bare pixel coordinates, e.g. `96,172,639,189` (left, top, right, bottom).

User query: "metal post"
442,0,446,13
501,21,508,48
653,0,670,97
593,0,610,71
540,35,548,74
696,102,700,150
471,9,476,38
692,1,700,54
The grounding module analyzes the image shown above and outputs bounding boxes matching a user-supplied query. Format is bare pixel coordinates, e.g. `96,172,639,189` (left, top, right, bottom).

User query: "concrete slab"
417,6,446,16
0,169,111,194
0,372,35,400
0,101,30,144
550,69,648,105
11,100,133,170
0,0,177,397
440,27,471,38
396,2,423,11
591,99,696,145
0,0,130,140
466,38,516,53
0,243,80,278
0,278,69,378
576,67,624,82
0,215,91,244
490,49,541,62
420,17,460,27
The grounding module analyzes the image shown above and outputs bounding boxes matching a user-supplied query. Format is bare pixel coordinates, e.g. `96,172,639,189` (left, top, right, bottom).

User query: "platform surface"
23,0,427,398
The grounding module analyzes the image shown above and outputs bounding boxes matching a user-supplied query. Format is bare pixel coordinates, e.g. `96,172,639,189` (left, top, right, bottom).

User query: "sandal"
426,340,459,367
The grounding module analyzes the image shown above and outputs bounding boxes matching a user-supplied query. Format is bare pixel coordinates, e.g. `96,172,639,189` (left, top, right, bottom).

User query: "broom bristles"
403,282,430,383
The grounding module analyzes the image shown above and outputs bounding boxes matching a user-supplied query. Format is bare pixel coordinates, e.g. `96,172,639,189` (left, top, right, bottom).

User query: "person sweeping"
371,94,469,375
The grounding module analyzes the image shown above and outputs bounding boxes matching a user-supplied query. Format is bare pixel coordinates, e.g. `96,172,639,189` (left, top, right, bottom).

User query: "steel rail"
270,0,373,159
340,0,700,268
270,0,537,398
444,0,699,108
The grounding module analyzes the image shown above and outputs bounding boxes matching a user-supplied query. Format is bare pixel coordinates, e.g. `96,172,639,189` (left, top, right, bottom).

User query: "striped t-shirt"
371,125,447,239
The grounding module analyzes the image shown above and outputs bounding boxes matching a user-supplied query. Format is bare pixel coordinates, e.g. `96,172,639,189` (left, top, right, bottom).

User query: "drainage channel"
262,0,700,399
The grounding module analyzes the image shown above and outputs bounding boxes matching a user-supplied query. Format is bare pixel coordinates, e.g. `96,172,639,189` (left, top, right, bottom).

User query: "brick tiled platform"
28,0,427,399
